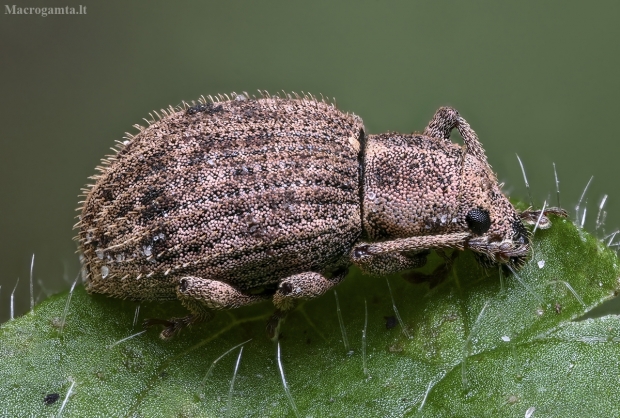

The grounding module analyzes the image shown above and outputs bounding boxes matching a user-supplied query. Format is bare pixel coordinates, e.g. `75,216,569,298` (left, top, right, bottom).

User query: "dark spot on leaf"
43,393,60,405
384,316,397,329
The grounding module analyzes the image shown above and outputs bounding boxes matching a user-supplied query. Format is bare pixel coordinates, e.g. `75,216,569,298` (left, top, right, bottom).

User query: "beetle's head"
458,153,567,269
361,130,566,271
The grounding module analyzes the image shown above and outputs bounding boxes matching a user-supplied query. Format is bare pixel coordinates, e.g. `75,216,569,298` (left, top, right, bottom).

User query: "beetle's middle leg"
267,268,349,340
145,276,269,340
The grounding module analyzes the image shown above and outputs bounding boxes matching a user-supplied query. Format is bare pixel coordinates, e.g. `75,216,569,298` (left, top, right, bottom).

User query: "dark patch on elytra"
186,103,224,115
139,193,177,223
100,187,114,202
140,186,164,206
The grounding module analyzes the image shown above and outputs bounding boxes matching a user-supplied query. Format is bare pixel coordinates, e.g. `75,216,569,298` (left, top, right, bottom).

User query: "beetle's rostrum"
76,91,566,339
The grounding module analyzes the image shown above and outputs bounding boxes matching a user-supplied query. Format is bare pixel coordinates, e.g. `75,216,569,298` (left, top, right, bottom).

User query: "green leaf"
1,216,619,417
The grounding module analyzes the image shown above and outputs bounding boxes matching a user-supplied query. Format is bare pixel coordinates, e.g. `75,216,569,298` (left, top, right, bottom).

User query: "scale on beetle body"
75,91,566,339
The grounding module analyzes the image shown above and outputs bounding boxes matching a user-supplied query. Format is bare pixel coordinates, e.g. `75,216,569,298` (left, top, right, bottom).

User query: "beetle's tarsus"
521,206,568,222
143,315,197,340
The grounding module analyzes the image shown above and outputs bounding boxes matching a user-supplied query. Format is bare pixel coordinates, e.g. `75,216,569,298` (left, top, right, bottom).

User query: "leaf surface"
1,216,619,417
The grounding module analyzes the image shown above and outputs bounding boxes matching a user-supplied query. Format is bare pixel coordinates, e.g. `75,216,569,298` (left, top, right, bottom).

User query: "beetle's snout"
511,219,530,246
466,223,531,268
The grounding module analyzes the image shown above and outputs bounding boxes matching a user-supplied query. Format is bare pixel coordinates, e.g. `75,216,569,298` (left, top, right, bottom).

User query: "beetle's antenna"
277,341,300,418
516,155,533,207
575,176,593,224
334,291,350,353
226,346,244,418
385,278,412,339
553,162,560,208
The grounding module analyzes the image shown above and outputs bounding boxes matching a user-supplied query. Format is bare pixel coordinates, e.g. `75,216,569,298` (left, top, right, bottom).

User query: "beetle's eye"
466,208,491,235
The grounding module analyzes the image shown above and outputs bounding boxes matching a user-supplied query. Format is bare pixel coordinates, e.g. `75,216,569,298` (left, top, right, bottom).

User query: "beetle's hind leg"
144,276,269,340
267,268,349,340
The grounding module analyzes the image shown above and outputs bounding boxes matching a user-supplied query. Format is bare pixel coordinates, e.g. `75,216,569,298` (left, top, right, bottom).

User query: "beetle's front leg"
267,268,348,340
352,249,430,275
351,232,471,275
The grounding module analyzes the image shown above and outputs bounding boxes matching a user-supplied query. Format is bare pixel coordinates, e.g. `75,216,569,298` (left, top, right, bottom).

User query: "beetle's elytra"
76,91,564,339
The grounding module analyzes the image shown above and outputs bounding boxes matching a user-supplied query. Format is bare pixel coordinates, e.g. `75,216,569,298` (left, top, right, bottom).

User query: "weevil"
76,92,565,339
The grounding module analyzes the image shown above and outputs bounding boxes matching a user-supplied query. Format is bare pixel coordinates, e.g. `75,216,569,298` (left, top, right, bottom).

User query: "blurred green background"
1,0,619,322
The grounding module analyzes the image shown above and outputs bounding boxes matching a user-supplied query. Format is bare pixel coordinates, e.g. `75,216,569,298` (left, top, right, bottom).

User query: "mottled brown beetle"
76,92,564,339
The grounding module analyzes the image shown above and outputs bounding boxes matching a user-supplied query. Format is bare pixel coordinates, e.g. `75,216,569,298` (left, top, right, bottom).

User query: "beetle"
76,92,564,339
